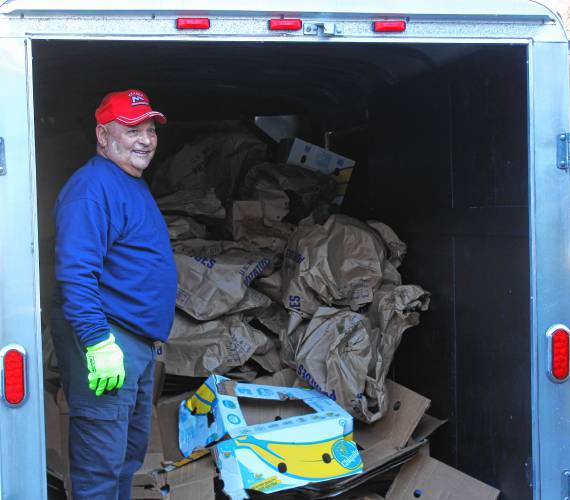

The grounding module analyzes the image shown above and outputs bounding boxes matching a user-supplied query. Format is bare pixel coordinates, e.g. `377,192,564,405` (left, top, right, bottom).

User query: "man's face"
96,119,157,177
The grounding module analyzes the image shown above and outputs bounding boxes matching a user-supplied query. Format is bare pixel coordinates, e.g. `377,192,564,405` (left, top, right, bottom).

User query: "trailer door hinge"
557,133,570,169
0,137,5,176
304,22,343,37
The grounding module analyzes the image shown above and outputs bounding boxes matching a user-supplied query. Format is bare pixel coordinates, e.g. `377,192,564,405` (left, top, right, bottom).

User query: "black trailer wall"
343,46,531,498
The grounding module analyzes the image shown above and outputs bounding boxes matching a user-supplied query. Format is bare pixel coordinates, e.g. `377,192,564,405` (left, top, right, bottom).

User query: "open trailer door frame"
0,37,46,500
528,39,570,500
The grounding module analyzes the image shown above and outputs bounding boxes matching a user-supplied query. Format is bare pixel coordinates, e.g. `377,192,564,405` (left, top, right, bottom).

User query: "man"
51,89,177,499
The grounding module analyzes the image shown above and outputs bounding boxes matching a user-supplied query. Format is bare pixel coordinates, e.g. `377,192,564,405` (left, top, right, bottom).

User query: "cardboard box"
306,381,433,496
386,453,500,500
132,392,216,496
132,407,165,487
132,479,215,500
285,138,356,205
178,374,363,499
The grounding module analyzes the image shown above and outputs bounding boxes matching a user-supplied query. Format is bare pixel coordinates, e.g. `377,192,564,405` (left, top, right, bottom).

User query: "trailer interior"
32,40,530,499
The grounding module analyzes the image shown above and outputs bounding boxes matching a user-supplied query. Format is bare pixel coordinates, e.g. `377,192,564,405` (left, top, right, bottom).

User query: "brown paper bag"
241,163,337,223
294,307,372,419
151,130,267,202
231,200,295,253
174,249,272,320
164,312,275,377
282,214,390,317
164,215,207,240
365,284,431,418
156,188,225,220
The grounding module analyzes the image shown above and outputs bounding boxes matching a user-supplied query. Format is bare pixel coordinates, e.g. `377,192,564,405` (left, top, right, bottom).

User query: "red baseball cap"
95,89,167,126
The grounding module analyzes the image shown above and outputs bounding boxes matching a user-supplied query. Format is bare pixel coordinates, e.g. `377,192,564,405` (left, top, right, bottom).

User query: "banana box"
178,374,362,499
285,138,356,205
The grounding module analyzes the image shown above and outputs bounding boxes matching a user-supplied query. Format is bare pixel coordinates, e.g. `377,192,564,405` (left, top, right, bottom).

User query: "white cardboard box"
286,138,356,205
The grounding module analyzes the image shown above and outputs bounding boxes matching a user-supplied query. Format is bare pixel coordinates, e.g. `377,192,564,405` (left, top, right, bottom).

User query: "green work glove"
85,333,125,396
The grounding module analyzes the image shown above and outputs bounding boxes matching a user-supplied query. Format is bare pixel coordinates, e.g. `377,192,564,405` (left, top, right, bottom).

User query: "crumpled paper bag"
252,271,283,303
248,302,290,340
156,188,225,220
367,221,407,286
230,200,295,253
364,284,431,419
151,130,267,203
293,307,373,420
164,215,207,240
284,285,430,422
171,238,246,258
251,334,283,373
240,163,337,224
281,214,391,317
174,249,273,320
164,313,276,377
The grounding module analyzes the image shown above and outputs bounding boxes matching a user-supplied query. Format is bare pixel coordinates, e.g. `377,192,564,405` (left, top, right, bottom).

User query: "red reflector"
176,18,211,30
552,329,570,380
373,20,407,32
3,349,25,405
269,19,302,31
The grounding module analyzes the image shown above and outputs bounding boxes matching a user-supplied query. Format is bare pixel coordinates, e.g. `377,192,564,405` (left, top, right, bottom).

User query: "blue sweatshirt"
54,155,177,346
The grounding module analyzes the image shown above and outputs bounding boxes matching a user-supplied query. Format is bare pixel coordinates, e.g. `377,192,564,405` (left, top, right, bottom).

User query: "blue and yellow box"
178,374,362,499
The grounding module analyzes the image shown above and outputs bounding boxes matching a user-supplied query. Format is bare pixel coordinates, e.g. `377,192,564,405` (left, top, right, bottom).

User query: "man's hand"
85,334,125,396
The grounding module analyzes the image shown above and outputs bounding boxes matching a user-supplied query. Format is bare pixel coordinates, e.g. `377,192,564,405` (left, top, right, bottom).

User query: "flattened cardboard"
157,392,195,464
133,394,216,497
307,380,432,495
131,486,168,499
133,407,165,487
163,456,216,489
132,472,215,500
170,478,215,500
411,414,447,444
355,380,431,451
386,454,501,500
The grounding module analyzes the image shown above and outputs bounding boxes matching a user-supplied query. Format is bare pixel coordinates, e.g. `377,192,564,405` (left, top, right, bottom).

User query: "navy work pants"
51,308,156,500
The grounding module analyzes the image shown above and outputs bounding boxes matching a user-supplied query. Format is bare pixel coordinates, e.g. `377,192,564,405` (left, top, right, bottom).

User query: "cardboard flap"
359,440,424,472
217,379,238,396
252,368,299,387
355,380,430,451
170,476,216,500
164,456,216,489
411,414,447,443
157,392,195,463
240,397,315,426
386,454,500,500
133,407,165,487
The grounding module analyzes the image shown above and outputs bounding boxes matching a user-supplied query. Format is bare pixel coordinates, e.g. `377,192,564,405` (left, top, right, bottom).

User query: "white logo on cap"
129,91,149,107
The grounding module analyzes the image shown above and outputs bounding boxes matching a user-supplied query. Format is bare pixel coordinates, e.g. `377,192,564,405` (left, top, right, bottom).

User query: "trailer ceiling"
32,40,494,128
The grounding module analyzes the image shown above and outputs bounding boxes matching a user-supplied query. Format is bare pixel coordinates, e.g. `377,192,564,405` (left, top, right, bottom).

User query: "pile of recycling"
43,126,502,500
147,127,456,498
151,127,430,426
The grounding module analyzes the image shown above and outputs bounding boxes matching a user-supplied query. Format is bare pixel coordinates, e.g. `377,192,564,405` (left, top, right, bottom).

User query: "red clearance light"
551,328,570,381
269,19,303,31
3,348,25,406
373,20,407,33
176,18,211,30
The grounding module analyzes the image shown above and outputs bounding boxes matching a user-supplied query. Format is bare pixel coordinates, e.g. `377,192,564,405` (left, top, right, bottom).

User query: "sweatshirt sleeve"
55,197,118,347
